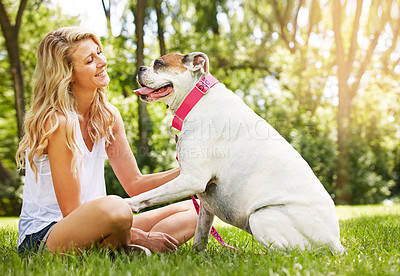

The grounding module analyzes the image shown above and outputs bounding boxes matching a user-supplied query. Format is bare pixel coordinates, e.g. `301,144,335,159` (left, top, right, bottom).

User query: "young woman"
16,27,197,254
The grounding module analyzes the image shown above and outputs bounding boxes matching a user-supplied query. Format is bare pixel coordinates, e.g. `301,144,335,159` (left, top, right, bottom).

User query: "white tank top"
18,113,107,247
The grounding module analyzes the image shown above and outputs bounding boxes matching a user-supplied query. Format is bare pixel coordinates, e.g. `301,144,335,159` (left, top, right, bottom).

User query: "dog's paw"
124,198,140,213
193,242,208,252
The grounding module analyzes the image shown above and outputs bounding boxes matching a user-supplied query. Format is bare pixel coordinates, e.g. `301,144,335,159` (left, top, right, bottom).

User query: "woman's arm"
106,104,180,197
47,114,82,217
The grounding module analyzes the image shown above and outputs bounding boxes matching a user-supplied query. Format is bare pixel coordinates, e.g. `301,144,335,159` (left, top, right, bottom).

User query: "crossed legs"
131,199,198,245
45,196,197,253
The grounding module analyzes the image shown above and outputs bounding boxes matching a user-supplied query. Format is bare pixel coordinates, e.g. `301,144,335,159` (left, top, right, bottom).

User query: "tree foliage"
0,1,78,215
0,0,28,140
1,0,399,214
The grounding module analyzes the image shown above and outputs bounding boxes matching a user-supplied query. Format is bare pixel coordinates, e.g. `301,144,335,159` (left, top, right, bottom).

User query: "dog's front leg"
125,174,207,212
193,203,214,251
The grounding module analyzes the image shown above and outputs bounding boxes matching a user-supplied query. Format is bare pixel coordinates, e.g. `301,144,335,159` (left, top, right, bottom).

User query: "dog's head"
134,52,209,109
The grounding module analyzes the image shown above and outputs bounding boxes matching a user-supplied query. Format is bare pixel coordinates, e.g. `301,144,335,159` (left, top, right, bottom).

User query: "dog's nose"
139,66,147,72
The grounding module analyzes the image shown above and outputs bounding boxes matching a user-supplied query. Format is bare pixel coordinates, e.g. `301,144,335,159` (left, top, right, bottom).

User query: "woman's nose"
97,54,107,66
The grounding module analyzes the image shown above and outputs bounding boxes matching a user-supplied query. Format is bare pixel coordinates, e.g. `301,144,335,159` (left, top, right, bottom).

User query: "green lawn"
1,204,399,275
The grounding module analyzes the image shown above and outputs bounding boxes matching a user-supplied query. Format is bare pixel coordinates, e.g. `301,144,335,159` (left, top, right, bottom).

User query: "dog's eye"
153,59,164,68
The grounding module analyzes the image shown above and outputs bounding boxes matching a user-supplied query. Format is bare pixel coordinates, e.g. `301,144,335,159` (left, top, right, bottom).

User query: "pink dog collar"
171,74,219,131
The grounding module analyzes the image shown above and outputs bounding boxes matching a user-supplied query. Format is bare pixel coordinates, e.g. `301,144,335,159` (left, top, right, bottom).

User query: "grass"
1,204,399,276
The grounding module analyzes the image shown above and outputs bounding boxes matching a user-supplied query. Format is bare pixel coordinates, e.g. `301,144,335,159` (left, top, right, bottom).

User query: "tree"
101,0,113,37
247,0,400,204
0,160,21,216
332,0,398,204
1,0,398,207
0,0,28,139
192,0,221,35
251,0,326,114
102,0,399,203
154,0,166,56
131,0,151,169
0,2,80,215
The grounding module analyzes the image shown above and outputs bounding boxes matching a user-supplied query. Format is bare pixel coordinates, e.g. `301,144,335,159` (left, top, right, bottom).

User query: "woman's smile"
95,69,107,77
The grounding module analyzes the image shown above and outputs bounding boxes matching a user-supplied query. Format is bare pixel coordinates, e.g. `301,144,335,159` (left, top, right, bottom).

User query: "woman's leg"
46,195,133,253
131,200,198,245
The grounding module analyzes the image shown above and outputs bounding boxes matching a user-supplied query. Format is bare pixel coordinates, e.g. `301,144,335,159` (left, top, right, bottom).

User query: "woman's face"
70,38,110,93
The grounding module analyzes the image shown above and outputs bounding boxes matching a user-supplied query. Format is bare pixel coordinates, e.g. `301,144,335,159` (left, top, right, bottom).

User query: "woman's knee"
182,200,198,221
176,199,197,213
176,200,198,226
95,195,133,230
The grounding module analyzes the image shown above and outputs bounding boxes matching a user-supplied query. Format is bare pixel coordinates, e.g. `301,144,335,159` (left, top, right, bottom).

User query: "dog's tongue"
147,86,174,100
134,86,174,99
154,86,173,96
134,86,155,95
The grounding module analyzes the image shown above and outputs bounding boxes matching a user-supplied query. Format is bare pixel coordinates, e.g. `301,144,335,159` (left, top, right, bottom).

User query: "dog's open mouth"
134,82,174,101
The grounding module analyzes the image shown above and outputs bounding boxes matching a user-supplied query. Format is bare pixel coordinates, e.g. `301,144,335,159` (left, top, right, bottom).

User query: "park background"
1,0,400,216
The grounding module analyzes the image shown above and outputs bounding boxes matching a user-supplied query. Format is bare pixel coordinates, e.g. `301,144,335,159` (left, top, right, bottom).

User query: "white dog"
126,52,344,253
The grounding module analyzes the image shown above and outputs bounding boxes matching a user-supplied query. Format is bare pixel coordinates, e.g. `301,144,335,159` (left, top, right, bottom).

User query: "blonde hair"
16,26,115,178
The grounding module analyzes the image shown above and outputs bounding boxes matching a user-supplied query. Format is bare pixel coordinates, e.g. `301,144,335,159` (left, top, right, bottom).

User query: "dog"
126,52,344,253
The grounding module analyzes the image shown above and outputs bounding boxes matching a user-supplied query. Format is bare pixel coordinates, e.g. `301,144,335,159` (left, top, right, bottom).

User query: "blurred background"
1,0,399,216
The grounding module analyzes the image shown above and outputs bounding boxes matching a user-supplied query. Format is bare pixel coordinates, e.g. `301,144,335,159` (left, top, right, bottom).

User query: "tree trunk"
132,0,150,165
0,0,28,140
335,85,353,204
8,38,25,140
154,0,166,56
331,0,361,204
101,0,113,37
391,147,400,197
332,0,386,204
0,160,15,186
0,160,21,216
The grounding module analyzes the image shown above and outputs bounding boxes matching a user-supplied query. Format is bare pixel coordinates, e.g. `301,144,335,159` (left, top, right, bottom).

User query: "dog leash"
169,74,240,251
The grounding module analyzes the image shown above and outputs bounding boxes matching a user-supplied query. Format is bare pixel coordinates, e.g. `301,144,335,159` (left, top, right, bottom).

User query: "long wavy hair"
16,26,115,179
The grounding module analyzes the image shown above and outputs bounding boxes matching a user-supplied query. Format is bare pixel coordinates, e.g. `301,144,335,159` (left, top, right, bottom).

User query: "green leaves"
1,0,400,208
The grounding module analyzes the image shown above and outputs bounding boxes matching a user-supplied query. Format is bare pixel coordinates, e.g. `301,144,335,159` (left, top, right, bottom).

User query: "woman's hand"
130,228,179,253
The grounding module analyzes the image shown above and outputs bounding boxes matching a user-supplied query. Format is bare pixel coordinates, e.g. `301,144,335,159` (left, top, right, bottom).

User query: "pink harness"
171,74,239,251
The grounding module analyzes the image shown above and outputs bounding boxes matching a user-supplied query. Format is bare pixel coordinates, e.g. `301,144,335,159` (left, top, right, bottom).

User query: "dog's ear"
182,52,209,75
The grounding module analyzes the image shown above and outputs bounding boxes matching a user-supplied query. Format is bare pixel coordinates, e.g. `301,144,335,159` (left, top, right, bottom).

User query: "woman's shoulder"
106,102,121,116
44,111,76,135
105,102,125,135
41,112,76,154
106,102,123,125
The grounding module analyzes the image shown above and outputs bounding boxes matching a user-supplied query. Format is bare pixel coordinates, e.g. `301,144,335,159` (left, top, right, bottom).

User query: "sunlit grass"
0,217,19,229
1,204,399,275
335,204,400,220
